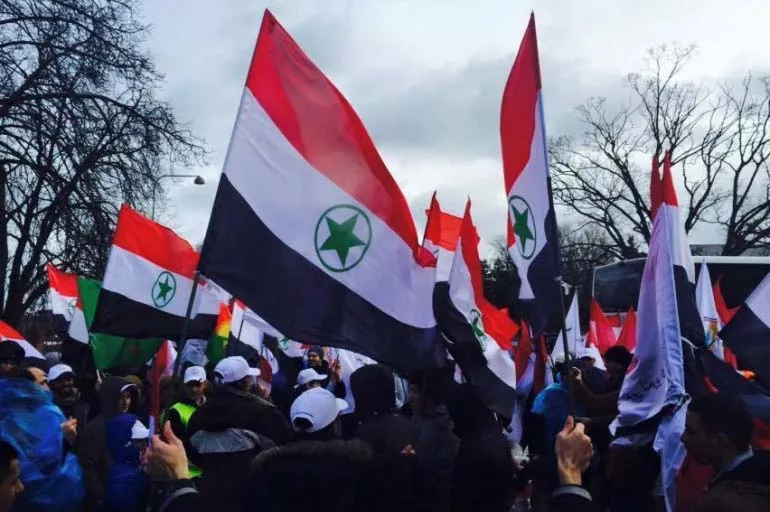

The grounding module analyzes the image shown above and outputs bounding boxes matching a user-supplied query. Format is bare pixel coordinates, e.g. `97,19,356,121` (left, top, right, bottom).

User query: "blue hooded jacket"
0,377,84,512
102,414,149,512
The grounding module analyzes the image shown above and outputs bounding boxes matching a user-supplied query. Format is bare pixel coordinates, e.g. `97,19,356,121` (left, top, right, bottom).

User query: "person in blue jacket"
103,415,150,512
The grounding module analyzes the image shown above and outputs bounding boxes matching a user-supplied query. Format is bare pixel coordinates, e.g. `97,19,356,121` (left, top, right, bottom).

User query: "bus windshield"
593,256,770,313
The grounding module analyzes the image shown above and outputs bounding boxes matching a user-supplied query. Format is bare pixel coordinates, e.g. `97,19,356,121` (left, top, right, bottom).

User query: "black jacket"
550,486,594,512
448,384,514,512
76,376,136,510
349,365,414,455
186,384,290,512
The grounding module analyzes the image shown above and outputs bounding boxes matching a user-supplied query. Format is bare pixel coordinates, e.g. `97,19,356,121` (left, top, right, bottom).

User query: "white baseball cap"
183,366,207,384
131,420,150,440
290,387,348,433
48,364,75,383
294,368,326,389
214,356,260,384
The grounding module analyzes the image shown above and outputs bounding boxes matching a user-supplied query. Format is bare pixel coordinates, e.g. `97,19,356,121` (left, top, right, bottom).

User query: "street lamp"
151,174,206,220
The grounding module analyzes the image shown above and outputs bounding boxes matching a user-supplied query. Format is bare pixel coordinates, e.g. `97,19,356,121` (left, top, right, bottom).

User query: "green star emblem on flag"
508,195,537,260
469,309,487,351
314,204,372,272
151,271,177,308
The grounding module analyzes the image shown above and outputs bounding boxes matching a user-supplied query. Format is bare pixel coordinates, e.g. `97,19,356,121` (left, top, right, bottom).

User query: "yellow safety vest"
165,402,202,479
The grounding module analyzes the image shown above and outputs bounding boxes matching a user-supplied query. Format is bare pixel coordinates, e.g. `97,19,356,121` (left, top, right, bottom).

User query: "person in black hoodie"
76,375,137,512
306,346,346,399
186,356,291,512
447,383,514,512
350,365,413,455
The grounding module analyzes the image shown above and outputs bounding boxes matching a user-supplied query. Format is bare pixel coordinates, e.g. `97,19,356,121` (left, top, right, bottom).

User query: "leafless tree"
0,0,206,325
550,44,770,258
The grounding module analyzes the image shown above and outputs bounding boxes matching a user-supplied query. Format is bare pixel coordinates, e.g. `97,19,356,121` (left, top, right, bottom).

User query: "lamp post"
151,174,206,220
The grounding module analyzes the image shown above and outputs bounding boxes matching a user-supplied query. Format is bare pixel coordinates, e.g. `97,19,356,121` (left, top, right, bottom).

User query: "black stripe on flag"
198,176,444,372
433,282,516,417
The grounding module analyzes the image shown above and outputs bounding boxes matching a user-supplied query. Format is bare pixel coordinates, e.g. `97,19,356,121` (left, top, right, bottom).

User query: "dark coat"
349,365,414,455
186,384,290,512
448,384,514,512
76,376,136,510
550,486,594,512
695,450,770,512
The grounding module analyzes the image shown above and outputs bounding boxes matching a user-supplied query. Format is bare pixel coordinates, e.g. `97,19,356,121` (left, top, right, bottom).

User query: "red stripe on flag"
245,11,419,252
479,300,519,352
46,263,79,297
661,151,679,207
589,298,617,354
713,276,739,326
458,200,484,302
501,13,541,247
425,209,464,252
112,204,200,277
516,320,533,384
0,321,25,341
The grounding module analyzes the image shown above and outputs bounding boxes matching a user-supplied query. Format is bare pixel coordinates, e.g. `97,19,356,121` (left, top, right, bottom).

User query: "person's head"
290,387,348,441
0,342,24,374
447,383,497,439
3,367,47,391
294,368,325,392
350,365,396,420
130,420,150,455
604,345,632,381
117,387,133,414
215,356,260,392
681,393,753,468
48,364,77,403
183,366,208,403
123,375,144,404
0,440,23,512
408,367,450,415
307,346,324,368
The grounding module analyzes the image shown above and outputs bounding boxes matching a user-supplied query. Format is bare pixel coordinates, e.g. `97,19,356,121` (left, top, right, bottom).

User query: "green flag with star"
76,277,164,370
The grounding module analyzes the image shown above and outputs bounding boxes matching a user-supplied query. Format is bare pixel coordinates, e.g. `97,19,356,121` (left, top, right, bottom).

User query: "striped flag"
71,276,163,369
656,153,702,345
0,321,44,361
616,307,637,352
92,205,218,340
586,298,617,354
197,11,441,371
422,194,466,282
552,292,580,360
68,278,89,344
46,264,78,322
720,273,770,388
695,262,723,358
207,303,231,364
434,200,517,416
610,205,688,512
502,14,561,338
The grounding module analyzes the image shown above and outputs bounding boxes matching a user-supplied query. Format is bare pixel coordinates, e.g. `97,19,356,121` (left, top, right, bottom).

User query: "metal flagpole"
555,276,576,414
172,270,202,380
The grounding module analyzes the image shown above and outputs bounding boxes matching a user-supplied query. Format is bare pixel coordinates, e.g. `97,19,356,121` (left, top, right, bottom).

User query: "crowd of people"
0,338,769,512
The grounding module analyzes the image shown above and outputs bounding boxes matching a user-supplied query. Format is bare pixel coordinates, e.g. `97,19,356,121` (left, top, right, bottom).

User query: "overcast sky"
140,0,770,256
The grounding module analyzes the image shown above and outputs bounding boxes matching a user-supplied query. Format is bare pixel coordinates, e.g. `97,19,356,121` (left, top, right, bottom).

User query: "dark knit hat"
307,346,324,359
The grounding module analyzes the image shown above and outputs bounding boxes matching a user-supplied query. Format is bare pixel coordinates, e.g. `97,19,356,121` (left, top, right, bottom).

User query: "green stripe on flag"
77,277,163,370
